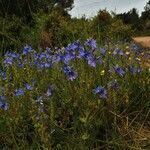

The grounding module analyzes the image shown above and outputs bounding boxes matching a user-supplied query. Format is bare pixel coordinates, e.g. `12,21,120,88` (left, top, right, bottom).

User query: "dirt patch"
133,36,150,68
133,36,150,48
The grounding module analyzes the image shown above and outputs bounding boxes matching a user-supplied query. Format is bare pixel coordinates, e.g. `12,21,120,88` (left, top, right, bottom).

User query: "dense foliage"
0,0,149,52
0,8,132,53
0,0,74,24
116,0,150,35
0,1,149,52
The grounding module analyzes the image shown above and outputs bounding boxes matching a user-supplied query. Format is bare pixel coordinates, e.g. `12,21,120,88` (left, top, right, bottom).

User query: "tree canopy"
141,0,150,20
0,0,74,23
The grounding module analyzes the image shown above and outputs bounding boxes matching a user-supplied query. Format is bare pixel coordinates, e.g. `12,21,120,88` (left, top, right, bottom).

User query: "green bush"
109,19,132,41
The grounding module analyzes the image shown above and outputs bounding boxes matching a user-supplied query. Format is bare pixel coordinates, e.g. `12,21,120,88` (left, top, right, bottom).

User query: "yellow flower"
141,52,144,56
125,51,130,55
100,70,105,75
129,57,131,60
126,46,129,49
136,57,141,61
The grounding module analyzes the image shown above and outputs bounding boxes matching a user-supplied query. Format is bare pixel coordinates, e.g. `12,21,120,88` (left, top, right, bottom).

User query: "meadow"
0,38,150,149
0,1,150,149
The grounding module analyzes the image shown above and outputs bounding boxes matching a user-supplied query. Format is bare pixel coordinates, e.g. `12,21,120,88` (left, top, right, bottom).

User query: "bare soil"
133,36,150,48
133,36,150,67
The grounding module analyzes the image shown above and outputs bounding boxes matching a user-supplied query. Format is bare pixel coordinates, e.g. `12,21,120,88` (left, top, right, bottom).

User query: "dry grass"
117,116,150,149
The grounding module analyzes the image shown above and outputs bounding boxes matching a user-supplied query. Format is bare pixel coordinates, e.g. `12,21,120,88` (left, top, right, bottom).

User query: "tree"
141,0,150,20
141,0,150,30
0,0,74,24
116,8,140,30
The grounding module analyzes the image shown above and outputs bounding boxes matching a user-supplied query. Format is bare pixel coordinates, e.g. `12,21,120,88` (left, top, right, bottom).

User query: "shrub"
109,19,132,41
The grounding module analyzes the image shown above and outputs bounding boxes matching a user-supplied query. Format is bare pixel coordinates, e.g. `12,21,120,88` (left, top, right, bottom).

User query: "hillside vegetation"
0,0,150,149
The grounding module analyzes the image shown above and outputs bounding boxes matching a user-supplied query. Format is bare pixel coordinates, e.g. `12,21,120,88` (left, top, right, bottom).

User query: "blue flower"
14,88,25,96
63,66,77,81
25,83,33,91
45,47,51,53
5,51,19,58
128,65,141,74
108,80,119,90
113,48,124,56
3,57,13,66
23,45,32,55
44,62,51,68
6,52,19,59
87,56,96,67
132,43,139,51
93,86,107,99
17,63,24,68
85,39,97,49
0,96,9,110
38,63,45,69
63,52,76,64
52,54,61,64
65,41,79,52
77,49,86,59
114,65,125,77
38,52,46,60
100,48,106,55
78,50,91,60
0,70,7,80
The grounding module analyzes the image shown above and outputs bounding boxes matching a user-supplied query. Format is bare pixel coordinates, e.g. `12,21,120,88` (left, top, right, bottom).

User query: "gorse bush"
0,39,149,149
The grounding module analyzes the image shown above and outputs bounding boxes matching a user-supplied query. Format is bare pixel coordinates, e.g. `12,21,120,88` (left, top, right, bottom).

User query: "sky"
69,0,148,18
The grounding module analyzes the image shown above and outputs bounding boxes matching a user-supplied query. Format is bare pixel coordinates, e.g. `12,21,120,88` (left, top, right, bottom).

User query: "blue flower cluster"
14,81,35,97
0,39,144,110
